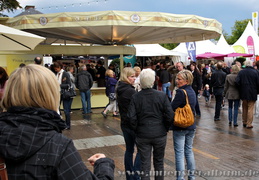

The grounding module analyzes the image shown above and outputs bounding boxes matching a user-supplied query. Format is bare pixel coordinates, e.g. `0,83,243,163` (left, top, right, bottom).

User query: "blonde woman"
116,67,140,180
171,70,196,180
0,64,114,179
133,66,141,92
102,69,118,117
224,64,241,126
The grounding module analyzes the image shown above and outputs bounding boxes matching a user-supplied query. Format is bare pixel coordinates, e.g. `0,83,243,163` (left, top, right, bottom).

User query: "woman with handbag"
67,65,76,114
171,70,196,180
53,62,72,130
101,69,119,118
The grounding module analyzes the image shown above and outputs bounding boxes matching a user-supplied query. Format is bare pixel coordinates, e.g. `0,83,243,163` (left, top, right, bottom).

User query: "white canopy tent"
134,44,180,57
172,40,217,55
134,44,189,65
214,34,235,54
232,21,259,56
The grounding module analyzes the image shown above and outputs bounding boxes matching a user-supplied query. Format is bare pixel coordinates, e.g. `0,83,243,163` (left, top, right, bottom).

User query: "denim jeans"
68,98,73,112
121,126,141,180
173,130,196,180
228,99,240,125
80,90,91,113
162,82,172,99
136,135,167,180
62,98,71,128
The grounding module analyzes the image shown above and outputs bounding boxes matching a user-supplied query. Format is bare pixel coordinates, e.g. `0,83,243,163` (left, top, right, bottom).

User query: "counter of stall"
61,82,108,110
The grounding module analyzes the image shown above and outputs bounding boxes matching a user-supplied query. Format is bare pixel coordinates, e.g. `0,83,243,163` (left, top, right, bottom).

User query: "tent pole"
120,54,124,71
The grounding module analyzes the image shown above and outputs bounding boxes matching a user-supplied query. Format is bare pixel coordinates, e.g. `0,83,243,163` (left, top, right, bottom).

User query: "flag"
185,42,196,62
252,12,258,35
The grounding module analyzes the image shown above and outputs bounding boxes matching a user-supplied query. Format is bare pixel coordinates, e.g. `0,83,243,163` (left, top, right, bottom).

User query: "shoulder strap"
182,89,189,105
0,157,8,180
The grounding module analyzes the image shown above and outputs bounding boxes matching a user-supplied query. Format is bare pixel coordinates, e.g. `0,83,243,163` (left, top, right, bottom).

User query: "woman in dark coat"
171,70,196,180
128,68,174,180
116,67,141,180
0,64,114,179
189,63,202,116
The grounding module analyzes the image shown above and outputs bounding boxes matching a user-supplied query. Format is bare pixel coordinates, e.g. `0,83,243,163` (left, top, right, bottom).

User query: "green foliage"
225,19,252,45
235,57,246,66
160,43,179,50
110,58,125,69
0,0,21,16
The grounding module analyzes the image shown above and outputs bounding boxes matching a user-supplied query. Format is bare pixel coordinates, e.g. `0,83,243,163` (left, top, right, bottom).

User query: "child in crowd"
203,84,211,106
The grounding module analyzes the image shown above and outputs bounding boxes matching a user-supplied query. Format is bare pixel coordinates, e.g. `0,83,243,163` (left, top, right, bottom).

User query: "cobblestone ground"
63,97,259,180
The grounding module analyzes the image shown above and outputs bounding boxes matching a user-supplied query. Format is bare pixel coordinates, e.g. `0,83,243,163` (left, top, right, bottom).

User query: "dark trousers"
63,98,71,128
121,127,141,180
214,95,223,119
195,95,201,116
136,135,167,180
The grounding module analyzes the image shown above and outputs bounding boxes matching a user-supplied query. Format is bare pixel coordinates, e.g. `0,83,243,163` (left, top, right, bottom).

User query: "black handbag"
108,93,116,101
61,84,76,100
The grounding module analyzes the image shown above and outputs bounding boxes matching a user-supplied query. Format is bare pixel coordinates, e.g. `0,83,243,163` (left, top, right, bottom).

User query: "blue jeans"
162,82,172,99
80,90,91,113
68,98,73,112
62,98,71,128
173,130,196,180
121,127,141,180
228,99,240,125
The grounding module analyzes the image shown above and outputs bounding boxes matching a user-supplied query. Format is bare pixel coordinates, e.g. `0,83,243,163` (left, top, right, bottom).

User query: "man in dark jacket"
75,65,93,114
236,60,259,128
211,61,226,121
96,60,106,87
157,62,172,100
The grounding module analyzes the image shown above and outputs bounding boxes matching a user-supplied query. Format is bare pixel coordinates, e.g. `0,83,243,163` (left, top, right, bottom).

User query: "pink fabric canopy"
226,53,253,57
196,52,254,59
196,52,226,59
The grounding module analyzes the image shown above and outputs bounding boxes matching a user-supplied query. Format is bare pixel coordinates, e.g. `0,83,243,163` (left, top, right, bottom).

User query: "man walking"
75,65,93,114
236,60,259,128
211,61,226,121
157,62,172,100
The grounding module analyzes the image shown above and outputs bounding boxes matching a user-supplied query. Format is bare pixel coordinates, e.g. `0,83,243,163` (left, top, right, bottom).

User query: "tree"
160,43,179,50
0,0,21,17
225,19,251,45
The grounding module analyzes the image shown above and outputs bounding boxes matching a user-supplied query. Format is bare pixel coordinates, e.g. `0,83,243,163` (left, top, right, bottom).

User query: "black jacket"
191,70,202,94
211,69,226,96
75,70,93,92
0,107,114,180
116,81,136,127
157,68,172,84
236,66,259,101
127,88,174,138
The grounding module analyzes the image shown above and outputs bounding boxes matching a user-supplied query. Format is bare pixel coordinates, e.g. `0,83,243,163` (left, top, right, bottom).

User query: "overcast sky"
3,0,258,35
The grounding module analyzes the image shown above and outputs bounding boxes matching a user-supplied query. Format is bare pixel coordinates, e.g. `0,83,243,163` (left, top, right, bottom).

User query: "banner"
247,36,255,61
252,12,258,35
185,42,196,62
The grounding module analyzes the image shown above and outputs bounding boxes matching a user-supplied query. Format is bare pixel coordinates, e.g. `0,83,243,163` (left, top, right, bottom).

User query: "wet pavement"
63,96,259,180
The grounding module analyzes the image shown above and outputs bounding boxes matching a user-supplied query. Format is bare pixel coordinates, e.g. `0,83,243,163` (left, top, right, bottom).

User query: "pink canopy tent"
226,53,253,57
196,52,227,59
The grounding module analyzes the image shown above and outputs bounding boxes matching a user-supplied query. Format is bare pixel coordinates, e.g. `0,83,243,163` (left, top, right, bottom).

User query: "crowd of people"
1,56,259,179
